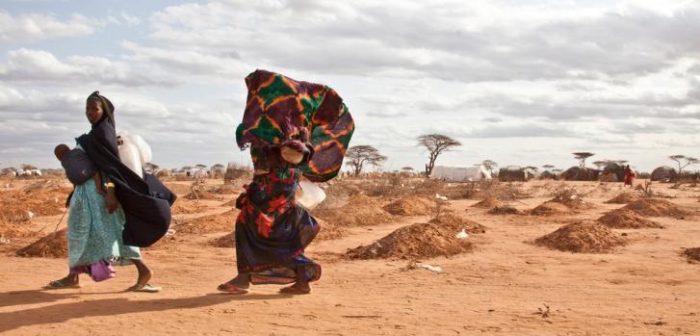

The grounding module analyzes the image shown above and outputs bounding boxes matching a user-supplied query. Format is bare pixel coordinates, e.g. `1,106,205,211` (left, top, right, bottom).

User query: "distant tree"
525,166,539,172
181,166,192,172
482,160,498,176
211,163,225,170
418,134,461,176
20,163,37,170
669,155,699,175
345,145,387,176
542,164,555,171
573,152,595,168
195,164,207,169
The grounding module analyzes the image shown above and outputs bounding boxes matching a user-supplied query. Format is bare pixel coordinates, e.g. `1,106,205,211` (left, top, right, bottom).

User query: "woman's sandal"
127,283,161,293
44,279,80,290
217,282,249,295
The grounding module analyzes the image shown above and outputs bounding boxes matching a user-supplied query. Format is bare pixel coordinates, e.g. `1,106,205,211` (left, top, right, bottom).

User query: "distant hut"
600,162,625,182
539,170,558,180
561,166,599,181
498,165,535,182
650,166,677,182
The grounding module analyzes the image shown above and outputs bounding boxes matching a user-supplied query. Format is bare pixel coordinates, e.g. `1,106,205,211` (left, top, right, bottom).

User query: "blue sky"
1,0,699,172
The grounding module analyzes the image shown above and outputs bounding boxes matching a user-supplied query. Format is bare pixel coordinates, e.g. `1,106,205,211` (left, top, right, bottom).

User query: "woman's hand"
105,188,119,213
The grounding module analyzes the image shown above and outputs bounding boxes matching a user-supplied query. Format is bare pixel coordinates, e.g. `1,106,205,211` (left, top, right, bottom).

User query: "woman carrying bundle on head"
218,70,354,295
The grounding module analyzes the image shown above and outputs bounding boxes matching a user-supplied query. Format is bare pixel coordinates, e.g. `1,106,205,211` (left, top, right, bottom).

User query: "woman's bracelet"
104,182,115,189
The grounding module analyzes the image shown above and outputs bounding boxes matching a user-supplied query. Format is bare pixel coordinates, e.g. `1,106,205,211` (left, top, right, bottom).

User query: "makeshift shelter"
498,165,535,182
561,166,599,181
601,163,625,182
431,165,492,182
650,166,677,182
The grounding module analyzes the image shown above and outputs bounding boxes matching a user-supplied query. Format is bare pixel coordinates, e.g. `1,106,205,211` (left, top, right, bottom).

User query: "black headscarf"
78,91,176,247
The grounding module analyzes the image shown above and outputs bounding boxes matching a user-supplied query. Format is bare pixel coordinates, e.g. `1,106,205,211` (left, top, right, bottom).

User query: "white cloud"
106,11,141,27
0,11,95,42
0,48,179,86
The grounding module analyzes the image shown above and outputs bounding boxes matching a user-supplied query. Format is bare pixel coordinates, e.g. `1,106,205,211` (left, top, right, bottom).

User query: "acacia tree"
542,164,555,171
418,134,461,176
669,155,699,175
345,145,387,176
573,152,594,168
482,160,498,176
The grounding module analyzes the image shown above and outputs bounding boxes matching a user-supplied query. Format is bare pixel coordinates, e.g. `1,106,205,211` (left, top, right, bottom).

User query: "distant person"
623,165,636,187
46,91,174,292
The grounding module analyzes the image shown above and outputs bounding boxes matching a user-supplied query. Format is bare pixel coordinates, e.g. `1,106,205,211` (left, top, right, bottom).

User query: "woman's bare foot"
217,282,249,295
224,273,250,289
128,259,152,290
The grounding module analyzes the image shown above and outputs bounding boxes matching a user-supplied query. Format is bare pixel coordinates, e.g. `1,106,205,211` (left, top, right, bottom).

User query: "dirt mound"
175,209,238,234
208,184,240,195
313,195,392,227
534,221,627,253
597,209,664,229
383,196,435,216
529,201,573,216
550,188,591,210
0,220,36,239
428,212,486,234
683,247,700,263
209,232,234,248
0,187,69,222
471,197,502,209
22,180,70,193
346,194,377,206
164,182,193,195
347,221,473,260
172,201,209,215
315,218,345,241
16,229,68,258
488,206,521,215
622,198,689,218
605,192,641,204
184,190,223,201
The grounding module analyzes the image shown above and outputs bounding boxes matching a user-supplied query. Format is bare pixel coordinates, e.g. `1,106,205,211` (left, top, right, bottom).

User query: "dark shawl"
77,91,176,247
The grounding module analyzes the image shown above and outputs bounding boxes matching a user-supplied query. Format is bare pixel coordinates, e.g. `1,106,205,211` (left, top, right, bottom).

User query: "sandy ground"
1,178,699,336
